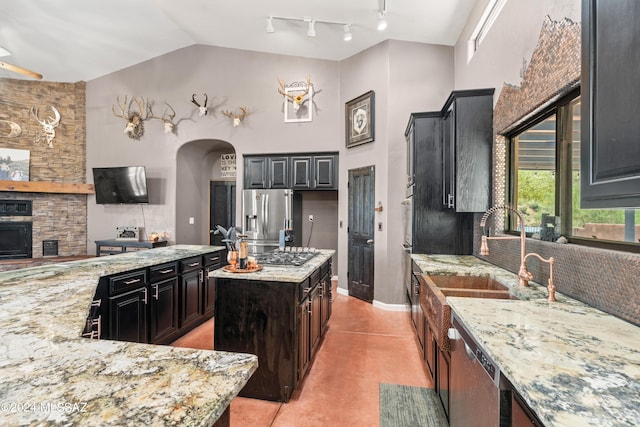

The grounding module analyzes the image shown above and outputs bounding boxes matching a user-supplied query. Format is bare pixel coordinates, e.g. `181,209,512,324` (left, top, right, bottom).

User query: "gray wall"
338,40,455,305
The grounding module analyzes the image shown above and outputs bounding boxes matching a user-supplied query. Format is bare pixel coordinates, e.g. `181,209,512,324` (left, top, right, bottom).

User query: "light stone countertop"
210,249,335,282
412,254,640,427
0,245,258,426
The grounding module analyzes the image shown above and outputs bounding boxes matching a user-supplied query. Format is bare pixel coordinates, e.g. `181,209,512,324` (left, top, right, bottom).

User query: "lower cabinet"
149,277,179,344
437,347,451,419
109,287,148,343
424,321,436,380
90,250,224,345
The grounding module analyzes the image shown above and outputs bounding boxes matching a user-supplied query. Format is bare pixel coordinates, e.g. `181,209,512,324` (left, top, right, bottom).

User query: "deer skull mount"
112,96,149,140
149,102,177,134
191,93,208,116
278,76,312,112
30,105,61,148
222,107,248,127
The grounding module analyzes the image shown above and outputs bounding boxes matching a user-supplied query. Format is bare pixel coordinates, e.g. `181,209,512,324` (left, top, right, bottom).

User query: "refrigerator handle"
263,193,269,237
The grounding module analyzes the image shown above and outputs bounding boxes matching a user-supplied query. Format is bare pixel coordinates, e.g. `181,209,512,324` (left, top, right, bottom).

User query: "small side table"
95,239,168,257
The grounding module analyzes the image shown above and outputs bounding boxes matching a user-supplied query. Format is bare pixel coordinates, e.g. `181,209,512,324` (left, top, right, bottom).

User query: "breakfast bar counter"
0,245,258,426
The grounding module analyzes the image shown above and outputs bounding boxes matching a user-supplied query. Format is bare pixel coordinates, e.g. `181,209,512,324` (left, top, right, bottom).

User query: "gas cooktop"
254,248,318,267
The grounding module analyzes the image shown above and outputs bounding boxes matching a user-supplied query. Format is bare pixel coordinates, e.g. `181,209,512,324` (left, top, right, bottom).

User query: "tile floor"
171,288,432,426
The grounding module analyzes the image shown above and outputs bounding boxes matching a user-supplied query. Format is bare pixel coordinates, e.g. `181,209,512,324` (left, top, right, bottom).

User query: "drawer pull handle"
188,262,200,267
158,269,174,274
124,278,142,285
154,284,159,300
209,256,220,262
142,288,148,304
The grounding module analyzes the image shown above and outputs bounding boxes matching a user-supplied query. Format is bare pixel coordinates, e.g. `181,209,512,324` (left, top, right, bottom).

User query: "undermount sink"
420,274,516,351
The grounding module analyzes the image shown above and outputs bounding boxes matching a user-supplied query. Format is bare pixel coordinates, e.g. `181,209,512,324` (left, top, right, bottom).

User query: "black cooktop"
254,248,317,267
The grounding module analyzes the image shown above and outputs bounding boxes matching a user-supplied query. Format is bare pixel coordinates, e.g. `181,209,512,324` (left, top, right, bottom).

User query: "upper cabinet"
441,89,494,212
244,156,289,189
581,0,640,208
244,153,338,190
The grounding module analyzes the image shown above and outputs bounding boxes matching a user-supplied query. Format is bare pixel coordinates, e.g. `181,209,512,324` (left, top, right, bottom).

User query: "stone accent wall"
478,16,640,326
0,78,87,266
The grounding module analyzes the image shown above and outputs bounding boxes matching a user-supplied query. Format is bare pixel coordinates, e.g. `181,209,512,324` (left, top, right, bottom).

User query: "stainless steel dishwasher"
448,313,503,427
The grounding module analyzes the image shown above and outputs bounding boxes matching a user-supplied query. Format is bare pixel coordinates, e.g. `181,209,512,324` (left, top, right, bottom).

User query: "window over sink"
507,91,639,251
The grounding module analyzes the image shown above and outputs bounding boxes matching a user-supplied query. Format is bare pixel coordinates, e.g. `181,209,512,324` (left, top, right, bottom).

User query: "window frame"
505,87,640,254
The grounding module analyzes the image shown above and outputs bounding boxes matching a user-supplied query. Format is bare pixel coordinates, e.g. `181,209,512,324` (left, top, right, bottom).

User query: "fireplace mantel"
0,180,94,194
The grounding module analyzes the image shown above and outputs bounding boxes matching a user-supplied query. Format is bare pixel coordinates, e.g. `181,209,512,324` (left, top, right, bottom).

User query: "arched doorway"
175,139,236,245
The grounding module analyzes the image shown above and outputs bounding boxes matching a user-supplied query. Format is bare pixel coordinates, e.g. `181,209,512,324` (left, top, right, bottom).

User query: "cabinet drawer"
180,256,202,272
109,269,147,295
100,245,123,252
202,252,223,268
125,246,148,252
149,262,178,283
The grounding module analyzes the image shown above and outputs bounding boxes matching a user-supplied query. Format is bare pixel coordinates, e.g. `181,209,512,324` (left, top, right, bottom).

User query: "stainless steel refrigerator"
242,189,300,253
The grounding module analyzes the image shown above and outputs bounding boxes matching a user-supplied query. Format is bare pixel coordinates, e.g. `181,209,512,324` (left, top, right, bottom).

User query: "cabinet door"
203,267,216,317
269,157,289,189
438,348,450,419
442,105,455,209
424,325,436,382
244,157,267,189
320,274,331,333
180,270,203,329
291,156,313,189
297,299,311,382
109,288,147,343
309,285,322,357
581,0,640,208
313,155,336,189
149,277,179,344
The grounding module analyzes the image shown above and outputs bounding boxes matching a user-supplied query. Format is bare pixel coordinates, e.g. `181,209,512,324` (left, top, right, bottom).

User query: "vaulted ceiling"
0,0,477,82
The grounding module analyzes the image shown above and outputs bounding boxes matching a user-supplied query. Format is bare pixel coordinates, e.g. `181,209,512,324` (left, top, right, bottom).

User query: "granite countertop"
411,254,640,427
0,245,258,426
210,249,335,283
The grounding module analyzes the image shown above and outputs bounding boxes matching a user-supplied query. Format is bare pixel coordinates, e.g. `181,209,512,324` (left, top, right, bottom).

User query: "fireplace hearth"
0,222,33,260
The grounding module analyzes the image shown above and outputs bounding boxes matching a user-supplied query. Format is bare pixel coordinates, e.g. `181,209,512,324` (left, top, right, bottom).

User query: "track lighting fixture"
306,19,316,37
266,16,353,41
343,24,352,41
378,0,388,31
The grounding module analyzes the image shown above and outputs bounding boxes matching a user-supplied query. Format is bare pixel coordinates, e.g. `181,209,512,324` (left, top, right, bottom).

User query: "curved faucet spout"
480,205,527,285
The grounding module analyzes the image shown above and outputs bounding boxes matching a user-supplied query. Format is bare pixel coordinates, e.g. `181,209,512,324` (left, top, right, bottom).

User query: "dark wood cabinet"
319,271,332,333
202,251,223,317
244,153,338,190
109,288,148,343
581,0,640,208
244,157,268,189
407,92,490,255
438,347,450,419
214,259,332,402
410,270,424,351
179,269,203,330
149,277,179,344
441,89,494,212
424,323,436,381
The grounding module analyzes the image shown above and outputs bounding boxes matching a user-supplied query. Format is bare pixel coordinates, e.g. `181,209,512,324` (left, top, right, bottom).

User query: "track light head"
307,20,316,37
266,17,275,33
343,24,352,41
377,12,388,31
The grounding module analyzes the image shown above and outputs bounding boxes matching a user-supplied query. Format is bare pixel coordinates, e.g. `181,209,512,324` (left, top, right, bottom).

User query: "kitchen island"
211,249,335,402
0,245,258,426
412,254,640,427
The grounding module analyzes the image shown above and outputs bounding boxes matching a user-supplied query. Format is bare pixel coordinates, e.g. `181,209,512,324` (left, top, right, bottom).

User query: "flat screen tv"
92,166,149,204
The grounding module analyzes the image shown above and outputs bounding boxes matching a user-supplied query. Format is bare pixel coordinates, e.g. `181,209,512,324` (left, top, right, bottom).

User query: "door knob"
366,239,374,244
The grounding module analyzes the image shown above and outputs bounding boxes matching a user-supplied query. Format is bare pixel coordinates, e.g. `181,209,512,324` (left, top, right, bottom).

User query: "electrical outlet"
189,217,195,225
308,215,314,222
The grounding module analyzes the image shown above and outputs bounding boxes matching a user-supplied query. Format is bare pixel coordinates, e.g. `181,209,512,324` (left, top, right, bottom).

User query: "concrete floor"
171,289,431,426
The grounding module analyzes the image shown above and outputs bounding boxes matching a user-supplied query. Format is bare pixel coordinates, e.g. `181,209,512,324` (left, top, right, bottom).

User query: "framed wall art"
345,90,375,148
283,81,313,123
0,147,30,181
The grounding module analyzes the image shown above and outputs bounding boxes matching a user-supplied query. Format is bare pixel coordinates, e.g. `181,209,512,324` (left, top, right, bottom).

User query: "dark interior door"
209,181,236,245
348,166,375,303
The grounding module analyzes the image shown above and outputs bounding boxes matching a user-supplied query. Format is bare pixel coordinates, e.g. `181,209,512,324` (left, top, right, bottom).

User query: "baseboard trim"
335,286,409,312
